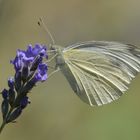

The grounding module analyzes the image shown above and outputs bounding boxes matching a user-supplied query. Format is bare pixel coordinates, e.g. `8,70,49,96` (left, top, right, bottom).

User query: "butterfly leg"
46,53,57,63
47,67,60,79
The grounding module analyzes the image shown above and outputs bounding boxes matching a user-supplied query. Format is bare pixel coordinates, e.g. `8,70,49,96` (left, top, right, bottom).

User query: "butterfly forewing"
60,41,140,106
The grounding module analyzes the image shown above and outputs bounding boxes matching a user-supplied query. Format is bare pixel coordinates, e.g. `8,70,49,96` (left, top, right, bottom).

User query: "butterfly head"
48,44,65,67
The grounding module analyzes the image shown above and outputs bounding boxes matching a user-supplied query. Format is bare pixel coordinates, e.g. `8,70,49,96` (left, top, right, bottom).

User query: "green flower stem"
0,120,6,134
0,107,14,134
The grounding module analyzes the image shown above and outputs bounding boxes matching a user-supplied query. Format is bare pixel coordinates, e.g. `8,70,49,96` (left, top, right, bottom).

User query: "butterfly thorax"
51,45,65,67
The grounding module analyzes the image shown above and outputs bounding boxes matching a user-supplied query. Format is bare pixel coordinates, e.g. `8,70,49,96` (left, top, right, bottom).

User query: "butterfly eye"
50,45,56,50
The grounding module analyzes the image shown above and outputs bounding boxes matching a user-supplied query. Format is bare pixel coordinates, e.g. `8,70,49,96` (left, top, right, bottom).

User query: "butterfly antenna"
38,17,55,46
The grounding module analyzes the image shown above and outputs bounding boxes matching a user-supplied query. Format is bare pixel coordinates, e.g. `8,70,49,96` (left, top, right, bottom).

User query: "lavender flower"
0,44,48,133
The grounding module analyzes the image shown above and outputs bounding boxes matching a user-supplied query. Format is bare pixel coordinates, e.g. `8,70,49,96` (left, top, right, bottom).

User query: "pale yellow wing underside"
61,41,140,106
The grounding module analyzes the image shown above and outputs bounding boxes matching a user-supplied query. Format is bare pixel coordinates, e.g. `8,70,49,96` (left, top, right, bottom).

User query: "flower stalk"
0,44,48,134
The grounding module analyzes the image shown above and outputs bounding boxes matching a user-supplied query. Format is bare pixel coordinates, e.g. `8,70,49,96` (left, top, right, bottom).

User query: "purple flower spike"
8,77,14,89
20,96,29,109
11,44,48,72
35,63,48,82
26,44,47,58
10,55,23,71
1,44,48,128
2,89,8,99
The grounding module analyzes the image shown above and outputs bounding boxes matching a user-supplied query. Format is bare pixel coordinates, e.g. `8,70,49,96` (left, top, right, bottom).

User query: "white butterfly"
48,41,140,106
38,18,140,106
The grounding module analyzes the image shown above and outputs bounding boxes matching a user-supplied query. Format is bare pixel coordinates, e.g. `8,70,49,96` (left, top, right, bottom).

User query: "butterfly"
48,41,140,106
38,18,140,106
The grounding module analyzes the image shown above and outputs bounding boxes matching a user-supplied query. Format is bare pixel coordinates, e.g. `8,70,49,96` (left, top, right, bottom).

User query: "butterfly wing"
60,41,140,106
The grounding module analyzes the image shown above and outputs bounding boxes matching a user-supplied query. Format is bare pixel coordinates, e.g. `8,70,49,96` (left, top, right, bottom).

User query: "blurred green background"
0,0,140,140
